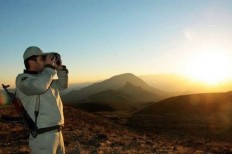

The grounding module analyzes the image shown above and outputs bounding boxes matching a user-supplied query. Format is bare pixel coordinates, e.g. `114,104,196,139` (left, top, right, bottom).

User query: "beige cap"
23,46,44,60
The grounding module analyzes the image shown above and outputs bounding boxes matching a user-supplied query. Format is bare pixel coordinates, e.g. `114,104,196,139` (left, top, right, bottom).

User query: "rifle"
2,84,38,138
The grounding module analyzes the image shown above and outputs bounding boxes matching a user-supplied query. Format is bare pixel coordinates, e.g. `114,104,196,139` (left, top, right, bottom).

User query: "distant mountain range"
62,73,163,101
62,73,169,111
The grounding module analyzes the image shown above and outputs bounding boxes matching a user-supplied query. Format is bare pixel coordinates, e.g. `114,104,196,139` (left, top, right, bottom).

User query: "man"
16,46,68,154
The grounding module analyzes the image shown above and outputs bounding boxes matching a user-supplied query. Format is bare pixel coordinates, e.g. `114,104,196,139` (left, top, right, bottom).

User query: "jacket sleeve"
52,65,69,91
16,67,56,95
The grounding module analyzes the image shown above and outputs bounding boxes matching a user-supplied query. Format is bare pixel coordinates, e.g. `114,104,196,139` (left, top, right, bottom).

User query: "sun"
184,50,232,85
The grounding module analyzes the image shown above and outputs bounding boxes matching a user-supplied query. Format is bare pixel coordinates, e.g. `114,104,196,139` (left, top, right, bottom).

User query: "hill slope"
136,92,232,116
70,82,157,112
117,81,159,102
129,92,232,141
1,105,221,153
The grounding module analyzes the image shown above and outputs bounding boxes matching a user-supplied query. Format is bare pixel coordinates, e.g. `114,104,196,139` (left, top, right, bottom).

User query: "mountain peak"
111,73,136,78
104,73,149,88
107,73,140,82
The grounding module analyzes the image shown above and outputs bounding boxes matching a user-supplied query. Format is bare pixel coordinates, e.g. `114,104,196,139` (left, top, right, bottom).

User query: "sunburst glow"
184,50,232,85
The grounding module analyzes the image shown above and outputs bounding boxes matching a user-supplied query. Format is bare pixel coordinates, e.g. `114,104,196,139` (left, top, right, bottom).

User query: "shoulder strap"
34,80,53,126
34,96,40,125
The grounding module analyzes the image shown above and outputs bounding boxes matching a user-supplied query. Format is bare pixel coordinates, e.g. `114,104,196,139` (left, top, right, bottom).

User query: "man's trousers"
29,130,65,154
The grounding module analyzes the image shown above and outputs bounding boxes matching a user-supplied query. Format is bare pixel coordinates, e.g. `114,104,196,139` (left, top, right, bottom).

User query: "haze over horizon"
1,0,232,88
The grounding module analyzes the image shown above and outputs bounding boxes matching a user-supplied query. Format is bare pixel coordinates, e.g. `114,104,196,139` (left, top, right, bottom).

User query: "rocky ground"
0,105,232,154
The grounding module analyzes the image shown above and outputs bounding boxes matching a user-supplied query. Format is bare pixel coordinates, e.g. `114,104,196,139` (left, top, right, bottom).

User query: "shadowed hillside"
117,81,159,102
129,92,232,142
72,82,157,112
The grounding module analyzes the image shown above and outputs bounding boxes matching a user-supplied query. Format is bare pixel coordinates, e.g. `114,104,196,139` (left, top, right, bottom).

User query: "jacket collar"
24,70,40,74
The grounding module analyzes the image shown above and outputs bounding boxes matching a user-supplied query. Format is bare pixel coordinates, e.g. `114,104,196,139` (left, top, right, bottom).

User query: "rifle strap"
34,95,40,125
34,80,53,126
14,89,40,125
37,125,63,134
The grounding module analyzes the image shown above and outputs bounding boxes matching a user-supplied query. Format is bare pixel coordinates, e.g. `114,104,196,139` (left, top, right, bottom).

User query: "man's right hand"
44,55,55,66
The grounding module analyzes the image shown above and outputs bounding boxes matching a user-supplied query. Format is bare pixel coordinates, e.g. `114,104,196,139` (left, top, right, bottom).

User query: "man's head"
24,46,45,72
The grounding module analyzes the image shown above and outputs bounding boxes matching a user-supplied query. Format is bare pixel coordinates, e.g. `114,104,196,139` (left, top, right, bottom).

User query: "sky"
1,0,232,88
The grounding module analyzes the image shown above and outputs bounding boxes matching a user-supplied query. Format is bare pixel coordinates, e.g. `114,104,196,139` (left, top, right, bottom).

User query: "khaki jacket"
15,66,68,128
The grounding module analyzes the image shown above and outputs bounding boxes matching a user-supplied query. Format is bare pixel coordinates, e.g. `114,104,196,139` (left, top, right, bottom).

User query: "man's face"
33,56,45,72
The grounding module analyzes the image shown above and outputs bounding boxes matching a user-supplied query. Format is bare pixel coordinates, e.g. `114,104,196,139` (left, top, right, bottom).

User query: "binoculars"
43,52,61,66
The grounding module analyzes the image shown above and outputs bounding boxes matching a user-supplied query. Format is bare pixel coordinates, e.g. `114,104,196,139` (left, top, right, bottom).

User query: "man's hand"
44,54,55,66
54,58,63,69
44,54,63,70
